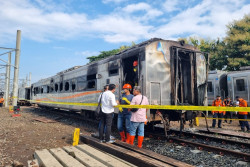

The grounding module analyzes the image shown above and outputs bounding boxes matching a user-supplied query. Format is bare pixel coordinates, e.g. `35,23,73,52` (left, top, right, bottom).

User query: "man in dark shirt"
223,96,233,124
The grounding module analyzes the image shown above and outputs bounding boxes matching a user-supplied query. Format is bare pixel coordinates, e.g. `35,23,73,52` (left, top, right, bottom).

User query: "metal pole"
4,53,11,107
29,72,31,86
12,30,21,106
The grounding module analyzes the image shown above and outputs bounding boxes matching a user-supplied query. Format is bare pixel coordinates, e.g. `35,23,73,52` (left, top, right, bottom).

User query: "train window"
87,74,96,80
65,82,69,91
109,69,119,76
50,86,54,92
46,86,49,93
71,80,76,91
207,82,213,92
55,83,58,92
87,80,96,89
60,82,63,91
41,87,44,94
108,60,119,76
236,79,245,91
77,76,87,91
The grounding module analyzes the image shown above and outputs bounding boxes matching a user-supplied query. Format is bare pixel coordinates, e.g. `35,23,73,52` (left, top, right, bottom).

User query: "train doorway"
172,48,195,106
122,56,139,89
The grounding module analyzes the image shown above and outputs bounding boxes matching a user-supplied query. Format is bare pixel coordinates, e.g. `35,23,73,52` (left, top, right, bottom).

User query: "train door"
121,55,139,89
233,77,248,101
171,48,195,106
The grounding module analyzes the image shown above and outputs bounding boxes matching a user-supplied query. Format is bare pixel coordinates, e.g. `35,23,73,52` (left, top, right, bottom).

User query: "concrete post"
12,30,21,106
4,52,11,107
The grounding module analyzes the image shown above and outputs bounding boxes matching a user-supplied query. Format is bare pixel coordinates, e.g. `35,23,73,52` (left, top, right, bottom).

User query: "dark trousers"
0,103,3,107
212,113,223,127
99,112,113,142
224,111,232,122
238,115,250,130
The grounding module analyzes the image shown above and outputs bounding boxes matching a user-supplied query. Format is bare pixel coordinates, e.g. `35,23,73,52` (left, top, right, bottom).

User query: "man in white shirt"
99,84,118,143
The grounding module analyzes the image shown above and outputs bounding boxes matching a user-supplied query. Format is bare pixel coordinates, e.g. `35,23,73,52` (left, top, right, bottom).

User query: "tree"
87,42,136,63
224,14,250,70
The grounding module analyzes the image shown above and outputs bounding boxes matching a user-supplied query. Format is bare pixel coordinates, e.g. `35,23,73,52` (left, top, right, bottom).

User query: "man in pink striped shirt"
129,86,149,148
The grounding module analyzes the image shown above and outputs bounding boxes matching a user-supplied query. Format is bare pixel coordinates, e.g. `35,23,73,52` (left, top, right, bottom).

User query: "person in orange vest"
117,84,134,143
236,96,249,132
211,95,225,128
0,97,4,107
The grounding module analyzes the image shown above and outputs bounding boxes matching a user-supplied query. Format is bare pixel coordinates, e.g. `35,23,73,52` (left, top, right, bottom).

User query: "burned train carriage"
31,38,207,126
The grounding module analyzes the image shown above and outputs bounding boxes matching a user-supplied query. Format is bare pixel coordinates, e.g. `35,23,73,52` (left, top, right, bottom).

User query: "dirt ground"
0,106,95,167
0,106,248,167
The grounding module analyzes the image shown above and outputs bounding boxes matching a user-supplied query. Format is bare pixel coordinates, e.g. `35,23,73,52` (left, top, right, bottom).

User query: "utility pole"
12,30,21,106
29,72,31,87
4,52,11,107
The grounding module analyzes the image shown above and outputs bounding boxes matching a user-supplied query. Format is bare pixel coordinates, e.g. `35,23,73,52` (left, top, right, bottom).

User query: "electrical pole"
4,52,11,107
12,30,21,106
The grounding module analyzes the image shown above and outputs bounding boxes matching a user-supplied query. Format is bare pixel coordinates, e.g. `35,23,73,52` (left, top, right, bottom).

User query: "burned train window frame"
55,83,59,92
41,86,44,94
71,79,76,91
86,74,97,90
207,82,213,93
108,60,119,77
64,81,70,91
59,82,63,92
77,76,87,91
236,79,245,92
46,86,50,93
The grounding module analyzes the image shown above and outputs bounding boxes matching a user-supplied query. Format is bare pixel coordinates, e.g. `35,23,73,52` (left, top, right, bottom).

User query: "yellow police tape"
28,100,250,112
197,117,250,121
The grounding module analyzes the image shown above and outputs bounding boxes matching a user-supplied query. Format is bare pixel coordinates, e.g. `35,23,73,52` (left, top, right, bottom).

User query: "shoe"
100,140,105,143
241,128,246,132
106,139,115,144
137,136,144,148
218,126,222,128
119,131,126,142
130,136,135,145
210,126,215,128
92,132,99,138
126,133,130,144
110,135,115,140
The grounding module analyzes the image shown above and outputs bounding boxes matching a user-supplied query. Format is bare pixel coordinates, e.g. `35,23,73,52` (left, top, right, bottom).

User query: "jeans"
238,115,250,130
99,112,113,141
224,111,232,122
117,113,131,133
212,113,223,127
130,122,144,136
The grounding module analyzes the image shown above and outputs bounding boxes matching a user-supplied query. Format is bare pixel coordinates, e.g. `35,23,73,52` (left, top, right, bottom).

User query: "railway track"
83,135,193,167
146,130,250,161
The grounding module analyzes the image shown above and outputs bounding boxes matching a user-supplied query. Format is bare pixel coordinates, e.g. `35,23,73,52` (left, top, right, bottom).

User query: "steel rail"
146,132,250,161
198,129,250,140
169,129,250,148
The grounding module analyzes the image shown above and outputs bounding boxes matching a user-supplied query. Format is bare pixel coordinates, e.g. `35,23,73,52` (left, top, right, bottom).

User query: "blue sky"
0,0,249,84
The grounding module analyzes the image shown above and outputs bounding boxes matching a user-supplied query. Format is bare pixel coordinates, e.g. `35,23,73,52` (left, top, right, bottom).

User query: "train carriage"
31,38,208,130
207,69,250,106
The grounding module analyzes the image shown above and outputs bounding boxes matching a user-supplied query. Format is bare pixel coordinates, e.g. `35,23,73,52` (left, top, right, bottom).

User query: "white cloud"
0,0,249,45
121,2,163,20
163,0,180,12
155,0,250,39
75,51,100,57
